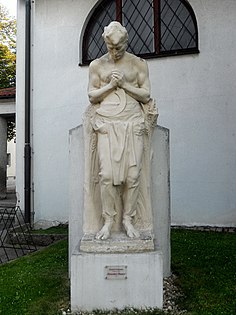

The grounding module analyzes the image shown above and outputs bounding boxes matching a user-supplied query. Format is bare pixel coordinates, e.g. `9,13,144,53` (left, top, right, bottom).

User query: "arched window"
81,0,199,64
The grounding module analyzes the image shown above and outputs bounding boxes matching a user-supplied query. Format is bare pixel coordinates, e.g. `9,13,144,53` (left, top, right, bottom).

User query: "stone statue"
83,21,158,242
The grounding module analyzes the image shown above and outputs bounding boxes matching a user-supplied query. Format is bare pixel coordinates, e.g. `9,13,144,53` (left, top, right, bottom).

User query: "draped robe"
83,91,158,234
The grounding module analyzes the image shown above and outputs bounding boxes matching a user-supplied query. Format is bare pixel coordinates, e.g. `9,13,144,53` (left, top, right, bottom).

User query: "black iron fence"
0,206,37,264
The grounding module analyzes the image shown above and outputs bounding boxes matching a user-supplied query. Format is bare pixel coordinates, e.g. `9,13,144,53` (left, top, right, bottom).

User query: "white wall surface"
16,0,236,226
0,100,16,179
153,0,236,226
0,99,15,115
7,139,16,177
16,0,26,211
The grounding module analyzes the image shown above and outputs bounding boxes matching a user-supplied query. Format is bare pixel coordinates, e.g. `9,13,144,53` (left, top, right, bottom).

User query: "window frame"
80,0,199,65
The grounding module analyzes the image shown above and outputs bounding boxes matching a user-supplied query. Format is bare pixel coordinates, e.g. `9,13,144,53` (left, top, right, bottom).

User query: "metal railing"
0,206,37,264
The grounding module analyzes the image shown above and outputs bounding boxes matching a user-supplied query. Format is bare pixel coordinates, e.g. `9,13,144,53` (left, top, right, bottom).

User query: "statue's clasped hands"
110,70,125,88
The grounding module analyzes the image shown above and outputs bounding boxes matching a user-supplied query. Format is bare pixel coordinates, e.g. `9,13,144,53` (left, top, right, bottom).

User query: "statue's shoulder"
90,54,108,68
89,58,100,70
126,53,148,71
126,52,147,64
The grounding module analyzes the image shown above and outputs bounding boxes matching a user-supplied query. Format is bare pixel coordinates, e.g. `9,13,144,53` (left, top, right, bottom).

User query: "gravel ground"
163,274,187,314
61,274,186,315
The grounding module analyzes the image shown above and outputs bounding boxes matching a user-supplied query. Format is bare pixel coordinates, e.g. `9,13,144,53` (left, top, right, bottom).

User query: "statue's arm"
113,59,151,104
88,60,117,104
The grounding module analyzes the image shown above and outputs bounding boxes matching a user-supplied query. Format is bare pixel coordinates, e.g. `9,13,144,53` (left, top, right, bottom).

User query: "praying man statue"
83,21,158,240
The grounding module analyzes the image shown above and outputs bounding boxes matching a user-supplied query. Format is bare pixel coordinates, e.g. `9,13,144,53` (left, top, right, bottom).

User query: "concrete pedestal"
69,123,169,312
71,247,163,312
0,117,7,199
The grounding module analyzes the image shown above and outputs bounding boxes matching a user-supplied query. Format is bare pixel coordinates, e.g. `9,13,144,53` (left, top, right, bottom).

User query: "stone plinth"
69,123,169,312
80,231,154,253
71,246,163,312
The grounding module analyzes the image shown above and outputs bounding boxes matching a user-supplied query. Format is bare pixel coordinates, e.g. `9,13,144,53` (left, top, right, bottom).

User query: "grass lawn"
171,229,236,315
0,240,69,315
0,229,235,315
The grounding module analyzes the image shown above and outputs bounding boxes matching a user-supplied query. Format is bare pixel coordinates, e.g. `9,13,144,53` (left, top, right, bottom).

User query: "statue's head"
103,21,128,60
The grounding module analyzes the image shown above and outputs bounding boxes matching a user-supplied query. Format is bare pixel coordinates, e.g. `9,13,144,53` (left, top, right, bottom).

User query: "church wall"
16,0,236,226
154,0,236,226
16,0,27,215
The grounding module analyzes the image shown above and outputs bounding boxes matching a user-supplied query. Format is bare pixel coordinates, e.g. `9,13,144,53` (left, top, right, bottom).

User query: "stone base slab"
80,231,154,253
71,247,163,312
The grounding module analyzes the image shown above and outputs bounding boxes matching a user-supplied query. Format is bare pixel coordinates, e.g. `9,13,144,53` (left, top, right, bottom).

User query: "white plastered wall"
7,140,16,178
16,0,236,226
16,0,26,210
154,0,236,226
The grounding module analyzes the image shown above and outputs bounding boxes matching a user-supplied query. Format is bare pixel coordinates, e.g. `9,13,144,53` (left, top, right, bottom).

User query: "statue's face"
105,30,127,61
106,40,127,61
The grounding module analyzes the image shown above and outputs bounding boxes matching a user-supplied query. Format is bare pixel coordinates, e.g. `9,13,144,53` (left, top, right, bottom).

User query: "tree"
0,42,16,88
0,4,16,51
7,120,16,142
0,4,16,141
0,4,16,88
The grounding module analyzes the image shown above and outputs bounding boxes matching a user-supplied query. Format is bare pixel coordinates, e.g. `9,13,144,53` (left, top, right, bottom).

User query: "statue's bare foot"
95,223,112,240
123,219,140,238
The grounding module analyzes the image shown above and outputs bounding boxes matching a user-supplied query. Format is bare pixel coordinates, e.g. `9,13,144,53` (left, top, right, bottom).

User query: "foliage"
0,4,17,141
0,4,16,89
7,120,16,142
0,4,16,51
0,42,16,88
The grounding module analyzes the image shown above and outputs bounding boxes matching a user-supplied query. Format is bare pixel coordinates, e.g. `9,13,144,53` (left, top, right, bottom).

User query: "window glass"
83,0,116,61
82,0,198,64
123,0,154,54
160,0,197,51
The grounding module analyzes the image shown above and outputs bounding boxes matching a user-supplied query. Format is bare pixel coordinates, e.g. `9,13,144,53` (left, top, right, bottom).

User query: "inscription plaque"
105,265,127,280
